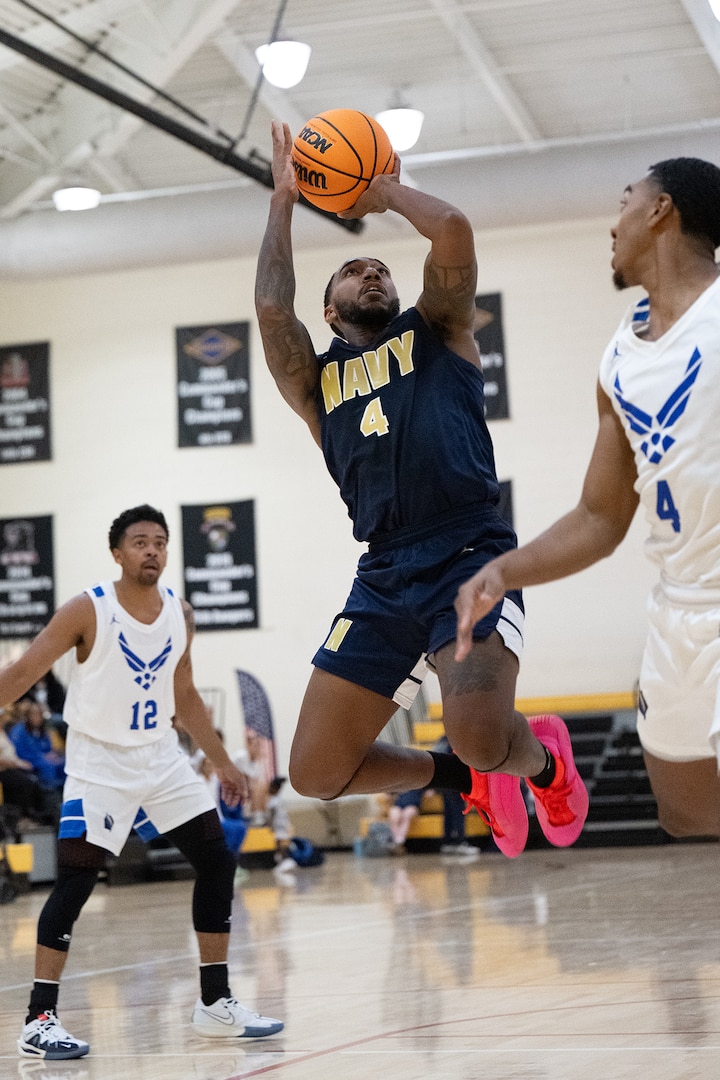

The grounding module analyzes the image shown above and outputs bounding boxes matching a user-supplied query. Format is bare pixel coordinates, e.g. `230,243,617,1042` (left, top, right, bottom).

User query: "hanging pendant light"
375,107,424,152
255,40,311,89
52,186,102,211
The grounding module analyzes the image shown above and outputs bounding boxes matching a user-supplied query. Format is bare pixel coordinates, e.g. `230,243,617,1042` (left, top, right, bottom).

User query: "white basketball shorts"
60,727,216,855
637,583,720,765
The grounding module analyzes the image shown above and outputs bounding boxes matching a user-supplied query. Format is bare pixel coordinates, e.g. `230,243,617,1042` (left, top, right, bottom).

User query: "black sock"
428,751,473,795
27,980,59,1023
529,745,556,788
200,963,231,1006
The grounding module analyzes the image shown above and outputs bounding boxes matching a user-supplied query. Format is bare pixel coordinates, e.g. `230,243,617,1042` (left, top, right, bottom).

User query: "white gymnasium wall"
0,214,655,771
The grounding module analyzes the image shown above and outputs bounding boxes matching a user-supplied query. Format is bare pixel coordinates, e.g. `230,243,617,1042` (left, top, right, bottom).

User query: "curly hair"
108,504,168,550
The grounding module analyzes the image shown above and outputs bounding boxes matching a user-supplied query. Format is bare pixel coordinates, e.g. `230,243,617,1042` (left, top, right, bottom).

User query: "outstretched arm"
454,383,640,660
173,601,248,807
255,120,322,444
340,166,478,363
0,594,91,706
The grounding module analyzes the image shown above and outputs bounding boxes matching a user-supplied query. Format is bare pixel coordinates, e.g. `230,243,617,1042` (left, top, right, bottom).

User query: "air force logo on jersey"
118,631,172,691
612,346,702,464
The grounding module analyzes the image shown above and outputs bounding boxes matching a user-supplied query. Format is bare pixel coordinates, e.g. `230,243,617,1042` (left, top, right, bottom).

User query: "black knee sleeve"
37,865,99,951
167,810,236,935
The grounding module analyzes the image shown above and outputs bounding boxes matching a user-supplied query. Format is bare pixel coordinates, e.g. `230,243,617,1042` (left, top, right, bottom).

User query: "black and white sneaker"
17,1011,89,1059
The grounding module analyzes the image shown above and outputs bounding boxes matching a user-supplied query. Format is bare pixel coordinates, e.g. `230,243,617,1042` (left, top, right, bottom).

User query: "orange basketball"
291,109,394,213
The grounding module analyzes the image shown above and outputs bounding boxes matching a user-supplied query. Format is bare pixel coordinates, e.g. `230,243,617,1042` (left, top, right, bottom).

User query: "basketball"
291,109,394,213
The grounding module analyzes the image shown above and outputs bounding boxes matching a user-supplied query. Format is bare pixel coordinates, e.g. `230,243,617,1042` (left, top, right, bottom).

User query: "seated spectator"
8,698,65,791
266,776,296,876
28,669,67,743
433,736,479,857
388,788,425,855
0,725,50,825
231,730,270,822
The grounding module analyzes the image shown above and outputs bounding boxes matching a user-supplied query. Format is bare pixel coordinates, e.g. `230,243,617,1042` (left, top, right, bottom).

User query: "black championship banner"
182,501,258,631
176,322,252,448
0,341,51,464
474,294,510,421
0,514,55,638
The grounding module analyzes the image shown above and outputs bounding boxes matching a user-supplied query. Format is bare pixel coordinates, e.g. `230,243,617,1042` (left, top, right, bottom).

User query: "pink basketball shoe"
526,714,589,847
462,768,528,858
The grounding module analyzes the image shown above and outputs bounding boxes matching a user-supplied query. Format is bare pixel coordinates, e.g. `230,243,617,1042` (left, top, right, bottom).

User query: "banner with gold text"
0,514,55,638
176,323,251,448
0,341,51,464
181,501,258,631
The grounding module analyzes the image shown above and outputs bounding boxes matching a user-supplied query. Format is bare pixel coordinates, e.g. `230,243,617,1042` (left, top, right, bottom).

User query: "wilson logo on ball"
291,108,394,213
292,160,328,192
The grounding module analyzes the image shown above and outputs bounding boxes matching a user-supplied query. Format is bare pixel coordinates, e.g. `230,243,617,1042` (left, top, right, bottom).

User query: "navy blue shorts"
312,504,523,708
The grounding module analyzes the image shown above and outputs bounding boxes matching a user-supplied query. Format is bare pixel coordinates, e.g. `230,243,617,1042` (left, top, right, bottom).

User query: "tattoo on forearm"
256,252,296,313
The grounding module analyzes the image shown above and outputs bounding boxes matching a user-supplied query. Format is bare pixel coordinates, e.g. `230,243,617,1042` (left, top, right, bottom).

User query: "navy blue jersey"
316,307,500,542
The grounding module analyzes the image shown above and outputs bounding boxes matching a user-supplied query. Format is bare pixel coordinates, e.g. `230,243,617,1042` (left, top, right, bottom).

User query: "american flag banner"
235,669,277,785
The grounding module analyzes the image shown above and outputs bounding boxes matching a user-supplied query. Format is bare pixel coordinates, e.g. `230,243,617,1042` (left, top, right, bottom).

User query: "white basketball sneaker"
191,996,284,1038
17,1010,90,1059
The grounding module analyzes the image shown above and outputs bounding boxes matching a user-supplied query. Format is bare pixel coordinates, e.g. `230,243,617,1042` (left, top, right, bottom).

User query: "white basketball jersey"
63,581,187,747
598,277,720,596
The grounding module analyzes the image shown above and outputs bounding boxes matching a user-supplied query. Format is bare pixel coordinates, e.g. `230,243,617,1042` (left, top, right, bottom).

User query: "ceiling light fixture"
709,0,720,22
255,40,311,89
375,107,425,152
52,185,101,211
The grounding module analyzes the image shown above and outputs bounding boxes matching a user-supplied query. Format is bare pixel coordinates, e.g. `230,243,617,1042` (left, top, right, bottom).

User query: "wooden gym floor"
1,841,719,1079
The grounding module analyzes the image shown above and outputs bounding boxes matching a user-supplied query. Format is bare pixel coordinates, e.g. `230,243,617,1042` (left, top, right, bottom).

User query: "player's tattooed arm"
422,258,478,341
255,120,322,443
378,181,478,360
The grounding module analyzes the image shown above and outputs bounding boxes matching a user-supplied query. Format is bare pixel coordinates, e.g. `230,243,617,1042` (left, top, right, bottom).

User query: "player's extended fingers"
281,121,293,152
454,609,476,663
454,584,476,661
454,578,498,662
270,120,292,161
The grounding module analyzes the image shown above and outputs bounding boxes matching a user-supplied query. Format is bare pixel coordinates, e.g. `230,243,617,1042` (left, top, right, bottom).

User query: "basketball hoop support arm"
0,25,362,233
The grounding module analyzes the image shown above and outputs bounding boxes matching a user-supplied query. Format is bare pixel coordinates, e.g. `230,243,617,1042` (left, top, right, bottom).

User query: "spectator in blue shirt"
8,698,65,791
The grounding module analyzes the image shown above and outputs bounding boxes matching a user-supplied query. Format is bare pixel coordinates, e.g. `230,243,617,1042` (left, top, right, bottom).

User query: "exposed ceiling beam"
427,0,543,144
213,28,307,143
0,21,361,232
0,0,147,73
678,0,720,74
0,100,53,161
0,173,61,219
0,0,244,217
85,152,140,194
403,114,720,168
90,0,244,157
